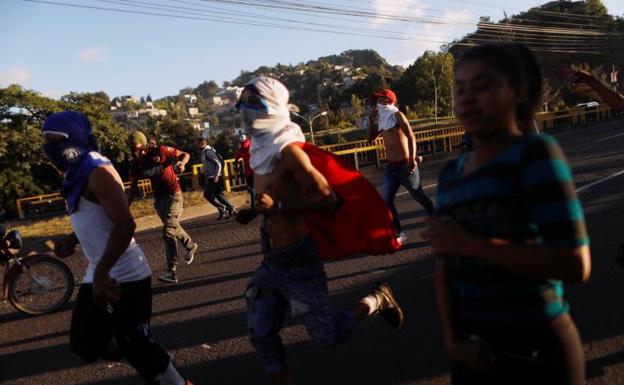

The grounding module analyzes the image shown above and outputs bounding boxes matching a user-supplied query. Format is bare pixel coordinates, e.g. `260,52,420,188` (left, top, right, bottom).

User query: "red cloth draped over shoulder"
295,142,400,260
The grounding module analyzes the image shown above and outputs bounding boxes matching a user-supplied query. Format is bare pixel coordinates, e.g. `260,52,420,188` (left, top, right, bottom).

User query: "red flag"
296,142,401,260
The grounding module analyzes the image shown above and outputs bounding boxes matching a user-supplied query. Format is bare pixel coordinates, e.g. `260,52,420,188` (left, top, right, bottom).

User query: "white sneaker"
396,232,408,244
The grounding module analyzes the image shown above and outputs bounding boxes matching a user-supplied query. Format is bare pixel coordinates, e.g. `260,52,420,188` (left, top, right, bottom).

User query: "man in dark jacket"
198,137,236,220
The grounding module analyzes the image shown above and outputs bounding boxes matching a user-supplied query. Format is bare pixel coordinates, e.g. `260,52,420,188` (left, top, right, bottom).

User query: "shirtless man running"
235,77,404,385
368,89,434,243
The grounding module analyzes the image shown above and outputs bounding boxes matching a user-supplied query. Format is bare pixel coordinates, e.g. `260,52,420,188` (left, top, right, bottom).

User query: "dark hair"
456,43,543,133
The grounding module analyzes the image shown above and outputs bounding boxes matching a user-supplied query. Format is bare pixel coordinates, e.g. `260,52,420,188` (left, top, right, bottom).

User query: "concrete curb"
134,191,252,233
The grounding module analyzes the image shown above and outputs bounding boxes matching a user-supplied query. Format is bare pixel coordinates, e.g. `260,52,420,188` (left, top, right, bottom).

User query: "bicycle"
1,224,75,315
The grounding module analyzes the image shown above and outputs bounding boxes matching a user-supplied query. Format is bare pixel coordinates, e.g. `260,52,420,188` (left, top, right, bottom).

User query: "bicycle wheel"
8,256,75,315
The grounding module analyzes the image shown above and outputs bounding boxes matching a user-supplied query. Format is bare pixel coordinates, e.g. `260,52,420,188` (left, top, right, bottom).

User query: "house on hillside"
138,107,167,118
120,95,138,104
184,94,198,105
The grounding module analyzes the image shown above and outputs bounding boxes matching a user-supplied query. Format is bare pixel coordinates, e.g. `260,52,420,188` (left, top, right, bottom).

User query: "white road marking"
576,170,624,193
595,131,624,143
392,171,623,196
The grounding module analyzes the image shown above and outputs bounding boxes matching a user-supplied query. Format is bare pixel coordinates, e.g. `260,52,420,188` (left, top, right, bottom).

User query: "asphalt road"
2,119,624,385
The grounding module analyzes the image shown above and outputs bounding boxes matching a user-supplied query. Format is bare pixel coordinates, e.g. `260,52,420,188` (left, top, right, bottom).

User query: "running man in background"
198,137,237,219
44,111,193,385
235,76,404,385
236,134,255,208
128,131,197,284
367,88,434,244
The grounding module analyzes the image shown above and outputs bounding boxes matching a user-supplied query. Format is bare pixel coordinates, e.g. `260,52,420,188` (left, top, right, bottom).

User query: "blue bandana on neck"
42,111,111,214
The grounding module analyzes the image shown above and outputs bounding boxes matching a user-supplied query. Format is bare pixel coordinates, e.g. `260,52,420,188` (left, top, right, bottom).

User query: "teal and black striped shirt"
436,133,589,322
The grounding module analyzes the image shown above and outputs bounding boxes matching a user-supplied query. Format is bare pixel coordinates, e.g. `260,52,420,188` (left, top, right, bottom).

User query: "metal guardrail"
15,104,617,219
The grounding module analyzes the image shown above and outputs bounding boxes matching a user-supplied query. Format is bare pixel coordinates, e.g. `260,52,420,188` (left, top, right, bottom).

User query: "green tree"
212,129,237,158
60,92,129,163
0,85,64,216
583,0,608,16
397,51,454,121
158,117,199,158
196,80,219,99
350,93,363,123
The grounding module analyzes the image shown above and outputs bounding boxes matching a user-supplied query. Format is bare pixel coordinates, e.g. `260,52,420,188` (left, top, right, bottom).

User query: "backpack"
215,149,225,168
204,147,225,169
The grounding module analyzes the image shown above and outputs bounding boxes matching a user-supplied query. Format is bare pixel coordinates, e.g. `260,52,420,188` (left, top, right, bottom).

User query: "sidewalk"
134,191,251,232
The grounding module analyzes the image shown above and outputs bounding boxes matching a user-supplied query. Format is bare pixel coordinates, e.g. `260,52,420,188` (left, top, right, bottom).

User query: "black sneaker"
217,209,225,220
158,271,178,284
372,281,404,328
185,243,198,265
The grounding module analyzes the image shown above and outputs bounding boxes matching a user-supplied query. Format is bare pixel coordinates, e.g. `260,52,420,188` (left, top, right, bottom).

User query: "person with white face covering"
235,77,404,385
367,89,434,244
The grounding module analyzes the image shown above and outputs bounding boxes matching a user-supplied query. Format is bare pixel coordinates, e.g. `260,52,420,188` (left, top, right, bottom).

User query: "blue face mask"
41,111,111,214
41,139,88,172
235,84,269,113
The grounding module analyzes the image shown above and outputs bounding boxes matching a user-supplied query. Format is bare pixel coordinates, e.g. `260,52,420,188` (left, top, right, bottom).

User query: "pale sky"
1,0,622,99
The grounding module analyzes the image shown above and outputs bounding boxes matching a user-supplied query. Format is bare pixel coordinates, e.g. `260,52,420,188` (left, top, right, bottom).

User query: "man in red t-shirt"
235,134,255,208
128,131,198,284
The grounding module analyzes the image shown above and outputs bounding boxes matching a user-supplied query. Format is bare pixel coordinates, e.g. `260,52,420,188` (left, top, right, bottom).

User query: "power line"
116,0,613,45
199,0,615,30
21,0,622,54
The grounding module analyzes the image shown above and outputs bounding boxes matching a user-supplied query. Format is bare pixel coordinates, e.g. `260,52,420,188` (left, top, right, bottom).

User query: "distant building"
188,107,199,117
137,108,167,117
184,94,198,104
120,95,138,104
208,96,223,105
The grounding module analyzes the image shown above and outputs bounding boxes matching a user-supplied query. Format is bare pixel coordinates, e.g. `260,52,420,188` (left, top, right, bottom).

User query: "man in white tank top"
43,111,193,385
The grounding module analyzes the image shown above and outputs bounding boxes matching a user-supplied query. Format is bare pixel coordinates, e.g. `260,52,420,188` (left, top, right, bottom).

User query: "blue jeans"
245,236,357,374
381,163,434,233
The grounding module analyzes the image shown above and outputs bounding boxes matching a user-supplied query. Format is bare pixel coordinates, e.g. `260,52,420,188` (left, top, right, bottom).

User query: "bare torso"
254,161,308,249
381,120,410,162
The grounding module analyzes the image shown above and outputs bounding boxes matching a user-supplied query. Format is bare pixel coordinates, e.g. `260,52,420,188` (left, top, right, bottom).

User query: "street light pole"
291,110,327,146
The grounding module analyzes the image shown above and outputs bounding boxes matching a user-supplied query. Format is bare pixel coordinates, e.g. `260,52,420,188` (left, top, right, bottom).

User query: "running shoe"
185,243,198,265
396,231,408,244
371,281,404,328
158,271,178,284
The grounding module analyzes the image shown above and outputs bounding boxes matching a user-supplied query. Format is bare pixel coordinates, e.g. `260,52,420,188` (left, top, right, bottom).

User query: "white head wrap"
377,103,399,131
240,76,305,175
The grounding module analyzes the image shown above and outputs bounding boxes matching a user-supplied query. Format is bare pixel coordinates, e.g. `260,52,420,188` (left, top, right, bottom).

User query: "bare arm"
89,165,137,302
575,71,624,112
367,111,380,143
396,111,417,169
174,148,191,173
468,237,591,282
176,149,190,165
422,217,591,282
258,144,337,215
